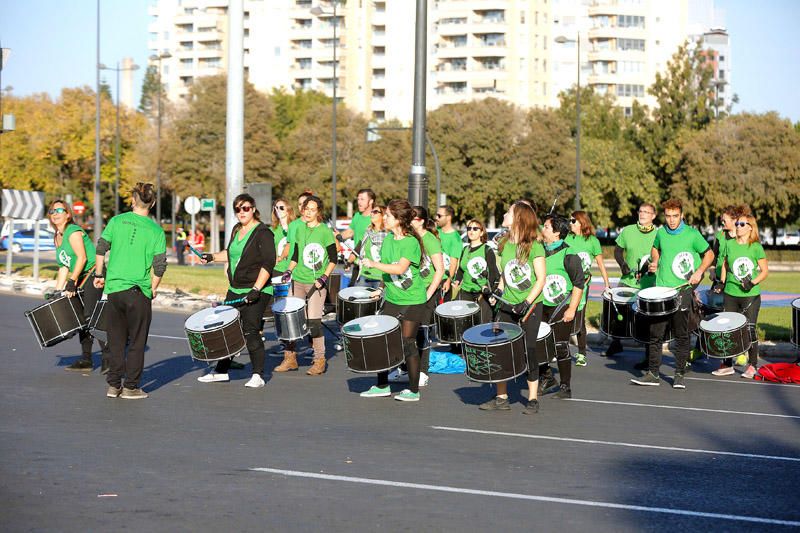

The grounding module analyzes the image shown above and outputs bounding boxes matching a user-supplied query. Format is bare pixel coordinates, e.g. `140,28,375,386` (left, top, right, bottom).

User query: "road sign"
1,189,45,219
201,198,216,211
72,201,86,215
184,196,201,215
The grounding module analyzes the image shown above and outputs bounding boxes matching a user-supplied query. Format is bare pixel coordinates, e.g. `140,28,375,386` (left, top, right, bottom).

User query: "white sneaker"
197,372,230,383
711,366,735,377
388,368,409,383
244,374,265,388
419,372,429,387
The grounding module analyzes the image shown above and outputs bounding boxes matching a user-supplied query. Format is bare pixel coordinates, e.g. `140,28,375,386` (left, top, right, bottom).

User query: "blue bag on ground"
428,350,466,374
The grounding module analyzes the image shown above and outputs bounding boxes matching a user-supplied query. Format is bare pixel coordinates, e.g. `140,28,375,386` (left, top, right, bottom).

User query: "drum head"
608,287,639,303
342,314,399,337
700,312,747,332
339,286,379,301
436,300,480,317
185,306,240,331
638,286,678,300
463,322,522,345
793,298,800,310
537,322,552,340
272,296,305,313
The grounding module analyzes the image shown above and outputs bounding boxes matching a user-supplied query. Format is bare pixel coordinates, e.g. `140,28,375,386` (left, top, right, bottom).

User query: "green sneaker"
575,353,587,367
394,389,420,402
360,385,391,398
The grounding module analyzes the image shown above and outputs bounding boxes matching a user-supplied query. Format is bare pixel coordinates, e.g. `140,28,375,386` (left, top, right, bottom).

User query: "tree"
138,65,166,118
269,88,331,140
557,86,625,141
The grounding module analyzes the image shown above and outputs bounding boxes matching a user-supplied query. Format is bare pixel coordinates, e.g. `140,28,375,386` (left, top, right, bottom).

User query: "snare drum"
434,300,481,344
184,306,247,361
462,322,527,383
791,298,800,347
337,286,381,325
601,287,638,339
631,303,673,344
536,322,556,364
697,288,724,315
272,296,309,341
699,312,752,359
87,298,109,343
637,286,679,316
342,315,404,373
271,276,291,299
25,292,87,349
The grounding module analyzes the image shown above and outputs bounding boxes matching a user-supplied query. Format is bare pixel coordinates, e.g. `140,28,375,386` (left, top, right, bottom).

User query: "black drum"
792,298,800,348
336,286,381,325
434,300,481,344
536,322,556,363
637,286,679,316
462,322,527,383
601,287,638,339
697,288,724,315
632,303,673,345
325,273,342,309
184,306,247,361
25,291,87,348
699,312,752,359
87,299,108,343
342,315,404,373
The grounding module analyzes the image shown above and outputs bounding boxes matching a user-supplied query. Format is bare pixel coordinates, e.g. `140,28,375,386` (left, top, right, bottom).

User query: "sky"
1,0,799,122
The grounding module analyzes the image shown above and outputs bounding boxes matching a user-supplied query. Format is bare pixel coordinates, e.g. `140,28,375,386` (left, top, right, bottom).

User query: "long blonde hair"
499,201,540,263
738,214,760,245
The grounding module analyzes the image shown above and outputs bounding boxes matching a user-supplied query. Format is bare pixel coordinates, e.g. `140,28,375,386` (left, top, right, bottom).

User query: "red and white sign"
72,201,86,215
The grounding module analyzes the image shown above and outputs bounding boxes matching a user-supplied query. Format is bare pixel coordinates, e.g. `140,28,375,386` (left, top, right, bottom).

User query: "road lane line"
565,398,800,419
149,334,187,341
686,376,800,388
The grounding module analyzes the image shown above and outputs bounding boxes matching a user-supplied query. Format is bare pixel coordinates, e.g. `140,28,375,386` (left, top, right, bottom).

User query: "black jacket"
226,223,276,290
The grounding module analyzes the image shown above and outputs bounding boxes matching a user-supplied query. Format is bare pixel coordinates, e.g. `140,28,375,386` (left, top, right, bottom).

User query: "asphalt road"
1,291,799,532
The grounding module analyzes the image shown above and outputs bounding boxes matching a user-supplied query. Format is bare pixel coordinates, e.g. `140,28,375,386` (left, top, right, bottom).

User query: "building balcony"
433,69,468,84
588,26,646,41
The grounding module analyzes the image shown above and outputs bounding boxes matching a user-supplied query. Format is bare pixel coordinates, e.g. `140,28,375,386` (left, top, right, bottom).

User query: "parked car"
0,230,56,252
775,229,800,246
595,228,619,240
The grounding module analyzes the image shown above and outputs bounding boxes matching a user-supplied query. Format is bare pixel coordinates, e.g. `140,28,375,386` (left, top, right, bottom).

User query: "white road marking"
565,398,800,419
250,467,800,527
430,426,800,462
149,334,187,341
686,376,800,388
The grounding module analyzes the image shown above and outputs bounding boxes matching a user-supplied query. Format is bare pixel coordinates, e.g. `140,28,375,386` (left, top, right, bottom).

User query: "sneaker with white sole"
418,372,429,387
631,371,660,386
120,388,148,400
712,365,735,377
360,385,391,398
388,368,409,383
394,389,420,402
106,385,122,398
244,374,265,388
741,365,757,379
197,372,230,383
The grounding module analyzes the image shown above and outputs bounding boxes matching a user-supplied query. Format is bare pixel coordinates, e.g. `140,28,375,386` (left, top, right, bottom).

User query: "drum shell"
792,298,800,348
337,296,380,325
535,327,556,364
343,321,404,373
632,308,674,344
25,292,87,348
185,318,247,361
434,306,481,344
462,323,527,383
698,289,724,316
326,273,342,306
699,314,752,359
88,299,109,343
273,282,291,298
637,294,679,316
274,306,308,342
601,295,635,339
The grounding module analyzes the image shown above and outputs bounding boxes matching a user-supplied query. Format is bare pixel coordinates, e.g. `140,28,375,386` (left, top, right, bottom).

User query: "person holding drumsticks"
346,205,387,289
715,211,768,379
537,214,586,399
452,218,500,324
94,182,167,399
359,199,429,402
631,198,714,389
47,200,111,373
480,201,546,414
197,193,276,388
566,210,611,367
274,195,336,376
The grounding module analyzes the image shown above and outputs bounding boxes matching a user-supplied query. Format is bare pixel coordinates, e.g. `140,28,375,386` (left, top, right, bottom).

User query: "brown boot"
307,357,326,376
274,352,298,372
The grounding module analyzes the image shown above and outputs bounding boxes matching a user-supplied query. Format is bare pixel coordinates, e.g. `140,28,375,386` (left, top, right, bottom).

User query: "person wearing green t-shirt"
197,193,276,388
709,205,741,290
566,211,611,367
271,197,295,277
275,195,337,376
359,199,429,402
479,201,546,415
631,198,713,390
537,214,586,400
339,188,375,246
452,218,500,324
346,205,386,289
47,200,110,372
94,183,167,400
606,203,658,358
714,212,768,379
435,205,463,300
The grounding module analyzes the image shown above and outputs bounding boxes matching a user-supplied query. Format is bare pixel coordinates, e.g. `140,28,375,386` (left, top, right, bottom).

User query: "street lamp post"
310,1,339,224
94,0,102,240
150,51,171,225
555,33,581,211
99,61,140,216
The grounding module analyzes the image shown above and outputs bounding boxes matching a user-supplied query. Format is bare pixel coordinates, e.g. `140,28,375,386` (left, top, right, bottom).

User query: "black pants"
722,293,761,367
79,273,110,360
106,286,152,390
216,290,270,375
176,240,186,265
541,305,574,387
497,305,543,382
460,289,493,324
648,289,693,375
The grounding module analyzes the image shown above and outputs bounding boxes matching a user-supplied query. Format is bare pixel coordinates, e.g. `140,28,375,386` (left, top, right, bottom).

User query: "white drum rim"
606,287,639,303
341,314,400,337
793,297,800,310
435,300,481,317
185,306,240,331
537,322,552,339
272,296,306,313
638,286,678,300
700,312,748,332
462,322,523,345
338,286,379,301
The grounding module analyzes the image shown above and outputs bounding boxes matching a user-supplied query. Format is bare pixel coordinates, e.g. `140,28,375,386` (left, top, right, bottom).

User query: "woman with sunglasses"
565,211,610,367
715,212,768,379
359,199,429,402
481,201,546,414
275,195,337,376
198,194,276,388
271,198,295,279
347,206,387,289
47,200,110,372
452,219,499,323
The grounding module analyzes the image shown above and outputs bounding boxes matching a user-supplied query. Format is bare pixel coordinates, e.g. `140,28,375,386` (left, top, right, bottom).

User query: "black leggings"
79,273,109,359
721,293,761,367
216,290,270,375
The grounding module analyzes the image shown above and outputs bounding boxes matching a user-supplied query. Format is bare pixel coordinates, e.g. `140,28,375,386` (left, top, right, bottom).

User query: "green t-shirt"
56,224,96,275
380,234,427,306
439,229,462,280
565,234,602,274
615,224,657,289
713,230,734,280
722,240,766,297
499,240,545,305
544,245,582,309
101,212,166,298
349,211,371,249
273,224,290,273
227,225,260,295
418,231,443,288
358,229,384,281
459,244,490,293
293,222,335,284
652,225,709,288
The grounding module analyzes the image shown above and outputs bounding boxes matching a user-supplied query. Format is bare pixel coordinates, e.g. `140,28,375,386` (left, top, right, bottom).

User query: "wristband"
94,272,105,279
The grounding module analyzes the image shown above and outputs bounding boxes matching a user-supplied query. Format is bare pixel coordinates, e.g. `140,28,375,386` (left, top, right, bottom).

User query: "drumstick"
521,302,537,323
186,243,204,259
548,298,570,325
214,296,247,307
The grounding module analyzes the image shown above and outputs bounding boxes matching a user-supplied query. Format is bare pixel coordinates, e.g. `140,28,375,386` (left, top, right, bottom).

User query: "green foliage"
269,88,331,140
138,65,165,117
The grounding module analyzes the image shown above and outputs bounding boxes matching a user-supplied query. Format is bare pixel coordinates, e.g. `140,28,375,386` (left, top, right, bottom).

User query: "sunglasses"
735,221,749,228
435,214,445,219
49,207,67,215
275,205,286,211
569,218,577,224
371,209,382,215
234,205,253,213
467,226,482,231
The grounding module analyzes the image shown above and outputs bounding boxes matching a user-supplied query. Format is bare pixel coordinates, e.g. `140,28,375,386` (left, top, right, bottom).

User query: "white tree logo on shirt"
671,252,695,279
59,249,71,268
543,274,568,305
442,253,452,271
390,263,414,289
277,237,288,258
503,260,531,290
577,251,591,273
302,243,325,272
732,257,755,281
467,257,487,279
369,243,380,261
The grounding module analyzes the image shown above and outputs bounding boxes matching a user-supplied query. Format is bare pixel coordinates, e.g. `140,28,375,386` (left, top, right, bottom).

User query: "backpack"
754,363,800,384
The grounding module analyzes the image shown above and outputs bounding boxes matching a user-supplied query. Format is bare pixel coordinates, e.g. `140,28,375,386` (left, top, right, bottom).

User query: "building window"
297,58,312,69
373,69,385,79
372,110,385,120
617,15,645,28
719,69,725,79
719,55,725,62
478,33,505,47
624,107,633,117
617,38,645,51
616,84,645,98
